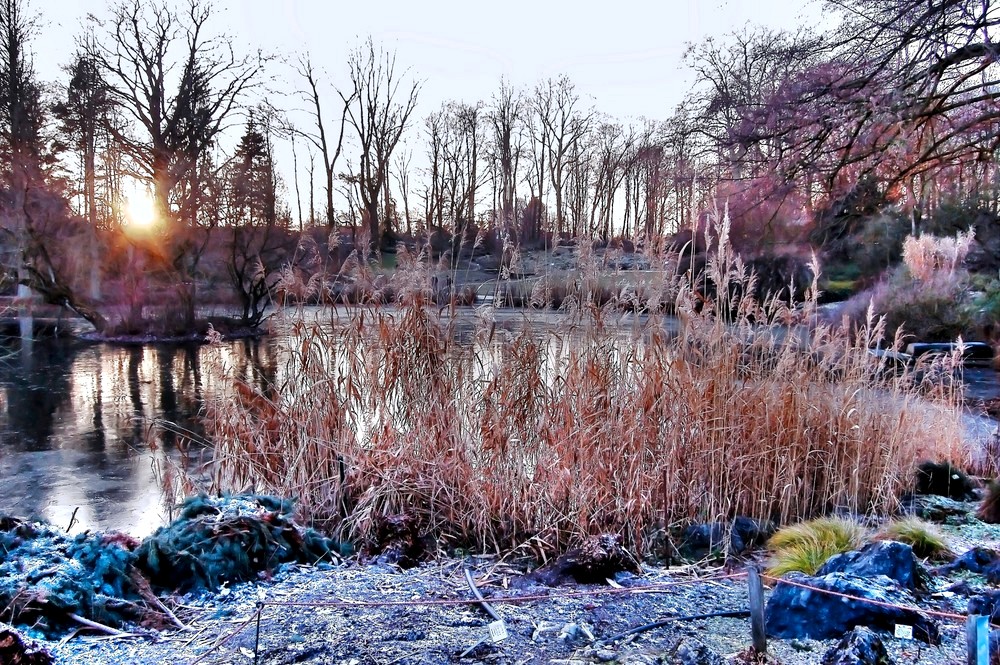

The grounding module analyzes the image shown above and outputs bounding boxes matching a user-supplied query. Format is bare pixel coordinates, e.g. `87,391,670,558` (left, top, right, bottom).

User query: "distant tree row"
0,0,996,335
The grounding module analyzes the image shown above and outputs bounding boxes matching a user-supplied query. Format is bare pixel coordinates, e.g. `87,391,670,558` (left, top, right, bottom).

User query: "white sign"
488,620,509,643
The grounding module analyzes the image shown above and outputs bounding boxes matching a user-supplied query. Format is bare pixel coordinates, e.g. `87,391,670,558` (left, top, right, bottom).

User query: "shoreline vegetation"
190,220,970,561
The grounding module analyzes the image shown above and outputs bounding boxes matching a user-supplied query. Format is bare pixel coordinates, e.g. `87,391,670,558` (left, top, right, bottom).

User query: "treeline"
0,0,997,335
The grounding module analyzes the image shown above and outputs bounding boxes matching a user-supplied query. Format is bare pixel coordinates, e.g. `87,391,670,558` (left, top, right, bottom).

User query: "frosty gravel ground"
42,555,973,665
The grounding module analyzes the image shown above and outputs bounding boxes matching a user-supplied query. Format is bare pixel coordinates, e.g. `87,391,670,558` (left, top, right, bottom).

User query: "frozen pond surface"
0,306,995,537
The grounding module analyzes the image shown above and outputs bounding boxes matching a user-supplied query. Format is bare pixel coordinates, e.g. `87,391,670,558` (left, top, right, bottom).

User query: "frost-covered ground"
44,547,978,665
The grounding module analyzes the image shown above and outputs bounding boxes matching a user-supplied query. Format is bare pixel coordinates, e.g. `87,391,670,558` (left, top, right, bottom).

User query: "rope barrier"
180,571,748,663
184,567,994,664
252,571,749,610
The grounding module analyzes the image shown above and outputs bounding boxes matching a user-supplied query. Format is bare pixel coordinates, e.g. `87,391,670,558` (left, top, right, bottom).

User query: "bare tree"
90,0,263,327
392,149,413,235
589,119,641,240
340,39,420,249
422,106,446,230
486,79,525,232
92,0,262,229
294,56,355,227
533,76,593,236
684,28,823,181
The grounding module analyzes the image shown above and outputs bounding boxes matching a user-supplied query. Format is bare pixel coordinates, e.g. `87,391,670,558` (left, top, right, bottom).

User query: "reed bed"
204,227,966,557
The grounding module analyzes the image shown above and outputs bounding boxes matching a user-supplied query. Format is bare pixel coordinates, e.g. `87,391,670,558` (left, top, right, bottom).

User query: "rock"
934,546,1000,582
910,494,973,523
820,626,894,664
969,590,1000,622
817,541,928,591
732,516,775,552
679,517,774,560
765,572,938,643
915,461,978,501
528,534,641,585
558,622,595,644
0,625,53,665
653,636,724,665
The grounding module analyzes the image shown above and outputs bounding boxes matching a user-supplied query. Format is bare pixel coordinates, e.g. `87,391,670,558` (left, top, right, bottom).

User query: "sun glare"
123,183,158,230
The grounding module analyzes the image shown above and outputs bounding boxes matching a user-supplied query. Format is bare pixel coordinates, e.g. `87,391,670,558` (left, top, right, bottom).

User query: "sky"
32,0,827,221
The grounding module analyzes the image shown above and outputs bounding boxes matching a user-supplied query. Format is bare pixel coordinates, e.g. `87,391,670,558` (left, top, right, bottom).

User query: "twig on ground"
67,613,138,638
598,610,752,646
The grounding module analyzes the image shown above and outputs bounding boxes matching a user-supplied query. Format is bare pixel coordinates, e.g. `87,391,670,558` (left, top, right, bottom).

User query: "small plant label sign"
488,620,509,642
894,624,913,640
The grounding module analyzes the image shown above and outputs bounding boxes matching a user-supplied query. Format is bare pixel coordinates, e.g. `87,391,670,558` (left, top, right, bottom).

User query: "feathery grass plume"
902,229,975,282
875,517,952,560
202,210,966,558
767,517,867,576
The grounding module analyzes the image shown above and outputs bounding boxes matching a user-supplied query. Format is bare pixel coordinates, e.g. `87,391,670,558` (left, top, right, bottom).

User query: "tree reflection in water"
0,336,278,537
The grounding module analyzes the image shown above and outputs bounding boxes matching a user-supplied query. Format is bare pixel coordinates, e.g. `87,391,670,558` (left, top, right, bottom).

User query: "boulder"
934,546,1000,583
969,590,1000,623
679,517,774,560
820,626,893,665
765,572,938,643
817,541,928,591
910,494,973,523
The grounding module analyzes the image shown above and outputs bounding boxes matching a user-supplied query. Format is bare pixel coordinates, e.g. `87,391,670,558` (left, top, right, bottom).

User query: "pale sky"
33,0,827,221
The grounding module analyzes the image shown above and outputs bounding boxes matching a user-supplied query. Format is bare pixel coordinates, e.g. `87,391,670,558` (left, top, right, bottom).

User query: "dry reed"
203,220,966,557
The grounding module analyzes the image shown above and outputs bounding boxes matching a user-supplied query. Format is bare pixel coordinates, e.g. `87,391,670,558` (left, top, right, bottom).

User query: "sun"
122,182,158,230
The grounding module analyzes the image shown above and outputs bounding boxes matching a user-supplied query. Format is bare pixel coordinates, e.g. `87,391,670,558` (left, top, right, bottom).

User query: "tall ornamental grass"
203,220,965,556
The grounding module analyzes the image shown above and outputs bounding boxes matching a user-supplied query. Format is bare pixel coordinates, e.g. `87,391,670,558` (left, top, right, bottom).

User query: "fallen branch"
67,613,137,638
129,568,190,631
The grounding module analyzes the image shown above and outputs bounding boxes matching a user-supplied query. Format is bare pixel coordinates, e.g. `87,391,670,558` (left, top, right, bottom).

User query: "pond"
0,306,619,536
0,306,996,537
0,332,287,537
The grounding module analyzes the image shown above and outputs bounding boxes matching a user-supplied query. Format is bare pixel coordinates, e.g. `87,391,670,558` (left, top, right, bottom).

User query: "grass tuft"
874,517,952,560
767,517,867,577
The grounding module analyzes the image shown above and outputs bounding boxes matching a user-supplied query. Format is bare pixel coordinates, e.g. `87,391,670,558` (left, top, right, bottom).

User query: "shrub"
767,517,867,577
844,267,975,342
852,212,909,277
874,517,951,560
978,482,1000,524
